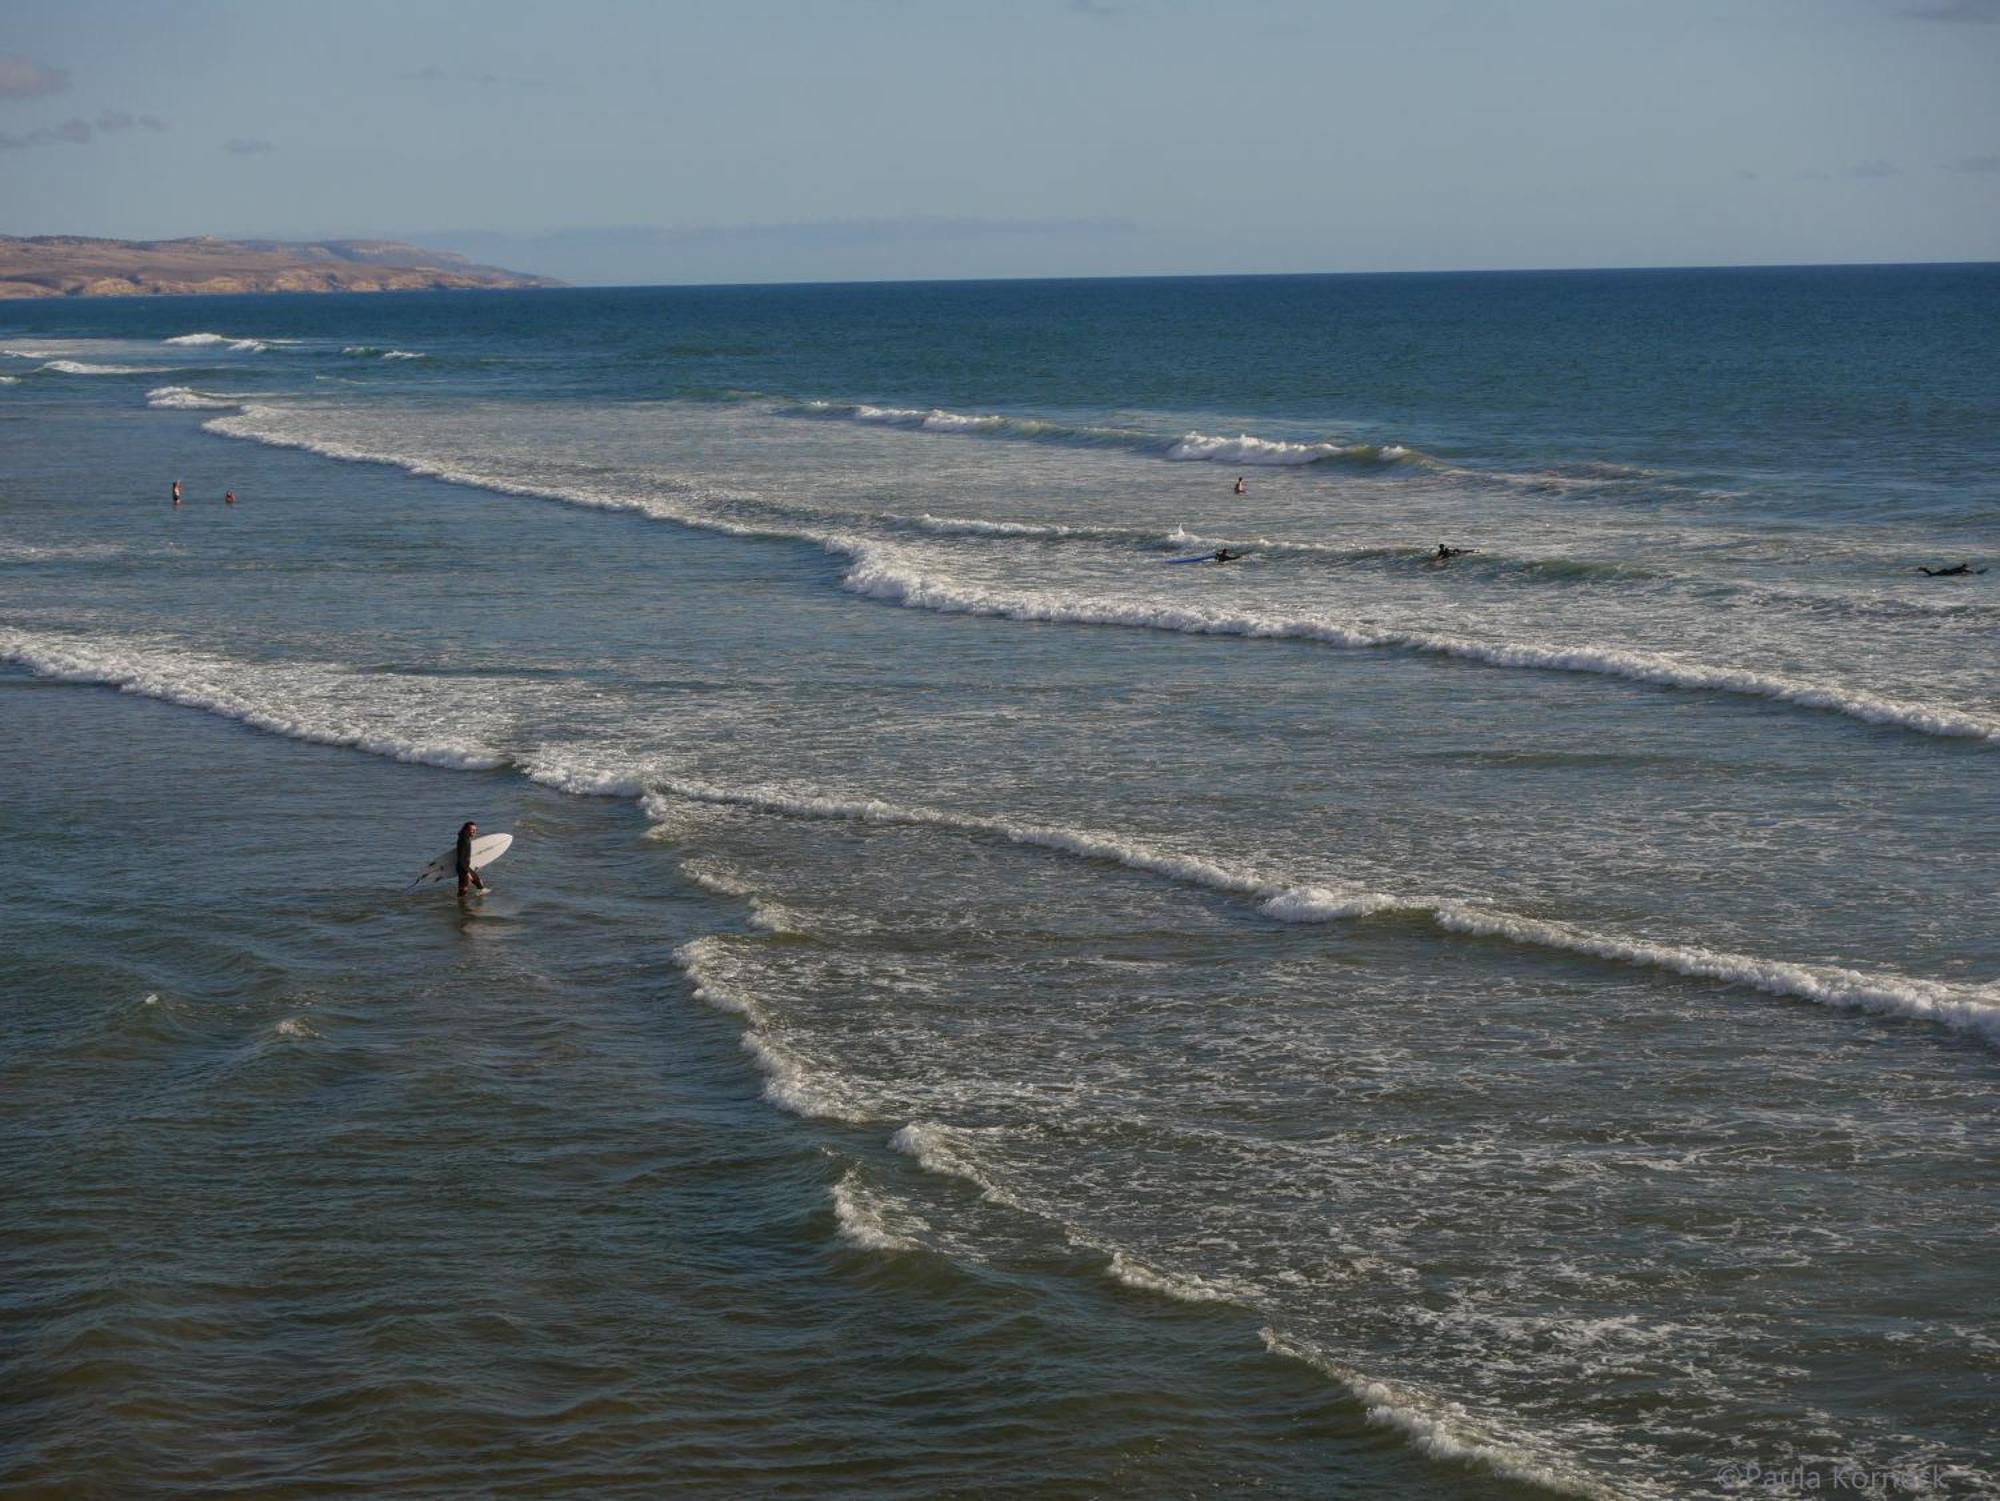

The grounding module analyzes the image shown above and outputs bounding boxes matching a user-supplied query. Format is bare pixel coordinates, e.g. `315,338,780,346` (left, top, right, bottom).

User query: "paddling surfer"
1213,549,1242,563
1918,563,1985,577
1433,544,1472,561
456,821,487,898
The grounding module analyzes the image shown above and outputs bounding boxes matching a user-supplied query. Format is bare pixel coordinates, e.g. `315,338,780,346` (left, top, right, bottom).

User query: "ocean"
2,267,1995,1499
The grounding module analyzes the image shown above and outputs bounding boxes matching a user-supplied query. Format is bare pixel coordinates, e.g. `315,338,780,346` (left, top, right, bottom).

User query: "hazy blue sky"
2,0,1995,283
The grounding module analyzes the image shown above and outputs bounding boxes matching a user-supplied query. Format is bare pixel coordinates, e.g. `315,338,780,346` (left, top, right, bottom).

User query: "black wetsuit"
455,829,475,884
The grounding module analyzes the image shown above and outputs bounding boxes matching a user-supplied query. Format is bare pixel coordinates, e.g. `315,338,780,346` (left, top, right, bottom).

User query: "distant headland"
0,235,564,298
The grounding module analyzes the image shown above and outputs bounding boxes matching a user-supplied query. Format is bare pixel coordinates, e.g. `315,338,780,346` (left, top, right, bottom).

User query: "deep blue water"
3,267,1996,1499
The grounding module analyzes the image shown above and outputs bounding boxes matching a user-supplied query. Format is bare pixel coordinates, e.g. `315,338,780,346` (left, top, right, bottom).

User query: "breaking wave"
627,780,2000,1049
162,332,270,350
793,399,1424,467
39,359,170,376
183,406,1993,745
1261,1331,1629,1499
147,385,241,411
841,548,2000,743
1,622,1991,1051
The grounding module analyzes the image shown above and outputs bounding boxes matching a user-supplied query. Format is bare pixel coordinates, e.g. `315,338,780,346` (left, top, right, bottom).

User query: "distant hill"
0,235,564,298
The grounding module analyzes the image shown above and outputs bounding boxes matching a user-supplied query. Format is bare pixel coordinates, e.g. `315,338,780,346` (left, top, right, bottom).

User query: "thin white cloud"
0,108,166,149
1900,0,2000,19
95,109,166,134
0,117,93,149
396,65,543,87
0,52,67,99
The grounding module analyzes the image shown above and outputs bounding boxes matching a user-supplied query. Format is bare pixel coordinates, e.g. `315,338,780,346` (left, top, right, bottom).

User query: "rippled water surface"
3,269,1996,1498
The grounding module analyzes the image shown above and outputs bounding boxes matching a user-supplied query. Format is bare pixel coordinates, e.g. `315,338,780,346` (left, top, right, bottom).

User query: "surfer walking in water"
456,821,487,898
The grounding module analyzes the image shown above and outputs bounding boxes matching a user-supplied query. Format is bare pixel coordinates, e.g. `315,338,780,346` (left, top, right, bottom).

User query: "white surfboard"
411,832,513,885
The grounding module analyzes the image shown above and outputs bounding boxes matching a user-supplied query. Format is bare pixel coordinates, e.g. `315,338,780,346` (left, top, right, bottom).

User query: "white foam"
638,778,2000,1049
40,359,169,375
6,618,1983,1052
830,1170,920,1253
0,375,18,385
1260,1329,1633,1499
0,541,129,563
1102,1250,1242,1305
0,631,506,771
162,334,269,353
672,937,873,1122
1167,430,1364,466
380,349,426,360
195,403,1988,746
1420,901,2000,1046
274,1016,320,1040
888,1122,1035,1212
146,385,239,411
797,398,1403,465
839,548,2000,743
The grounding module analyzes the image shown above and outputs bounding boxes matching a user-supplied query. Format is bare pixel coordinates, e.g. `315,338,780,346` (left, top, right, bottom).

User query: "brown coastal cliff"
0,235,563,298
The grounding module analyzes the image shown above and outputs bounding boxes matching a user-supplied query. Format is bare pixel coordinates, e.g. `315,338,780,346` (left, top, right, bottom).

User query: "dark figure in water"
1233,476,1246,496
1434,544,1472,561
1918,563,1986,577
455,820,487,898
1213,549,1242,563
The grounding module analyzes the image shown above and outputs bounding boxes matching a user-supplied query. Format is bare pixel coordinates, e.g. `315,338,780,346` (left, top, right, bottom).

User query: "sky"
1,0,1996,284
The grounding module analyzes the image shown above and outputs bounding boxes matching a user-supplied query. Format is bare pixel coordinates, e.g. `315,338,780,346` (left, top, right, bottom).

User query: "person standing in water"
455,821,487,898
1234,476,1246,495
224,490,235,506
171,479,181,507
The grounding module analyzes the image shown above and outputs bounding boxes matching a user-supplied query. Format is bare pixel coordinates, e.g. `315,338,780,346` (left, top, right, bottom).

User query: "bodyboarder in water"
455,821,487,899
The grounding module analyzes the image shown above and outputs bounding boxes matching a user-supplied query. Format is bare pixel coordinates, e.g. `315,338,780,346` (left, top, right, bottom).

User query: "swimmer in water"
1917,563,1985,577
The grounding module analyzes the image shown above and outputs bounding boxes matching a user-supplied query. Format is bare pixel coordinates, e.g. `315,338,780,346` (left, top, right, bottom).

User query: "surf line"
3,621,1992,1048
187,404,1998,747
634,779,2000,1052
841,550,2000,745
